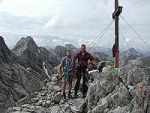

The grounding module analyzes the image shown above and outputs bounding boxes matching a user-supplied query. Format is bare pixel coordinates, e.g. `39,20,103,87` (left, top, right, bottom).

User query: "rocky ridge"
6,58,150,113
0,36,59,113
12,36,59,77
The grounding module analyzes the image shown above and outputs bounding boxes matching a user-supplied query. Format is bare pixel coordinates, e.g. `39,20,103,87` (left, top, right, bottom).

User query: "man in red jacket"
74,44,94,98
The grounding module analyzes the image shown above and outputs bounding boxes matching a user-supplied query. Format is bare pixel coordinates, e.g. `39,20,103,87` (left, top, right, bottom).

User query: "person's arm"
88,53,95,61
58,64,62,74
73,52,79,62
58,58,63,79
73,52,79,67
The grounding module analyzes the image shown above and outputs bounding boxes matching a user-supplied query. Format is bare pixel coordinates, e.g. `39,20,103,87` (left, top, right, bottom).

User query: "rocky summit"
5,58,150,113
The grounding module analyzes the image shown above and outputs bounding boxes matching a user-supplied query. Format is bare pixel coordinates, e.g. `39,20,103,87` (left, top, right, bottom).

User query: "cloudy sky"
0,0,150,50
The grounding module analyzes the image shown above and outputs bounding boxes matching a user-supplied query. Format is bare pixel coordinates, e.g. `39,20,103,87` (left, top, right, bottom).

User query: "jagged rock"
30,97,39,104
143,56,150,67
70,99,87,113
127,67,149,86
91,97,109,113
87,58,150,113
39,47,59,66
0,36,17,63
0,63,44,113
45,100,51,107
65,44,77,50
87,55,111,71
53,86,61,92
51,92,62,104
0,37,56,113
12,36,58,77
129,58,144,67
37,100,43,106
120,48,143,66
129,82,150,113
98,61,113,69
50,106,61,113
87,67,119,111
93,52,109,62
102,65,113,73
5,58,150,113
54,45,67,60
51,74,59,82
111,84,131,107
108,106,129,113
88,70,99,82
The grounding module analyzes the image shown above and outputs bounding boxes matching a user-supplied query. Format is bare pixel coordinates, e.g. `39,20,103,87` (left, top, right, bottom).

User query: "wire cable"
120,15,150,50
87,20,114,49
120,30,133,55
88,20,114,51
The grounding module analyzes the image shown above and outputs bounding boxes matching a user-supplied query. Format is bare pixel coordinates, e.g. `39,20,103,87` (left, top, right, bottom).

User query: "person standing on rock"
74,44,95,98
59,49,73,99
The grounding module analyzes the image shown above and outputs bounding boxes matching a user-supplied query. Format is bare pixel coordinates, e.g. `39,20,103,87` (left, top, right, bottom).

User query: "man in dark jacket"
74,44,94,98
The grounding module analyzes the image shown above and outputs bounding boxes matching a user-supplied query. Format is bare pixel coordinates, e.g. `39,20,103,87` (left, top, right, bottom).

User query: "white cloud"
125,37,131,43
0,0,149,50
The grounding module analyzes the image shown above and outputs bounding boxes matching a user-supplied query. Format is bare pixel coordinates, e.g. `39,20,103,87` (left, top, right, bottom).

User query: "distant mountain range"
46,44,150,58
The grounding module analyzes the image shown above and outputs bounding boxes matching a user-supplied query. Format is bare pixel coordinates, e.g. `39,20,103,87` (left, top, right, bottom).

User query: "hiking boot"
74,93,78,98
82,94,86,98
63,96,66,99
68,91,72,99
68,94,73,99
74,94,78,98
63,92,66,99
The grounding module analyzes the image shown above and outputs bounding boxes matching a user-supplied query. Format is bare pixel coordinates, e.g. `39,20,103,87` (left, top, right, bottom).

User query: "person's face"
66,51,72,58
81,45,86,52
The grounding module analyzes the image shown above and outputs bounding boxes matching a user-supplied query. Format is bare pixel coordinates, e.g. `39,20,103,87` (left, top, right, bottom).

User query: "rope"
87,20,114,51
120,15,150,50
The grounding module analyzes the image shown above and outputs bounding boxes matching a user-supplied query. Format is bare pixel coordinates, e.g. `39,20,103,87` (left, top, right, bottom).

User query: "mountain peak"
0,36,8,49
26,36,33,40
129,47,137,53
120,47,143,66
65,44,77,50
0,36,15,63
12,36,38,56
125,47,142,56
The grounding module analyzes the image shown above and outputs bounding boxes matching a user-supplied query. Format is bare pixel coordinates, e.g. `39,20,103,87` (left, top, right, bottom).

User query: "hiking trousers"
74,69,88,95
